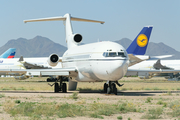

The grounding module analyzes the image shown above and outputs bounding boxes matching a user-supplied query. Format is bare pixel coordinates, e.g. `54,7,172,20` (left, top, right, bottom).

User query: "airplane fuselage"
62,41,129,82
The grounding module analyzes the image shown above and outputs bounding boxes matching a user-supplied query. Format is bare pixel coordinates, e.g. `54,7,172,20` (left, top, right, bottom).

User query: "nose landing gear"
104,81,123,95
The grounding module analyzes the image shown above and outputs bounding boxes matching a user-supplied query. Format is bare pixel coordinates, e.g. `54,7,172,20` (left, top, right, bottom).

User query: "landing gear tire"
62,83,67,93
114,88,117,95
54,83,59,93
107,87,111,94
112,83,117,95
104,83,108,93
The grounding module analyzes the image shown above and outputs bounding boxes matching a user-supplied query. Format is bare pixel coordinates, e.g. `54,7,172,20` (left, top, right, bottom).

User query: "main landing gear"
103,81,124,95
47,76,68,93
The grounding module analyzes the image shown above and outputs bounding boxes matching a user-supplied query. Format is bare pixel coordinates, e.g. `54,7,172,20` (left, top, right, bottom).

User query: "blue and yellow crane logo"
137,34,148,47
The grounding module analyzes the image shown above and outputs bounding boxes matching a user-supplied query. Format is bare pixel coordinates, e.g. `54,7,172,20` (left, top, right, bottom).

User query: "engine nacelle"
47,54,59,67
72,34,83,44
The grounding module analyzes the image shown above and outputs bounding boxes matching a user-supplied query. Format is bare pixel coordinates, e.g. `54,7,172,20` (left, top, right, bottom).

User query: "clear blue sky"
0,0,180,51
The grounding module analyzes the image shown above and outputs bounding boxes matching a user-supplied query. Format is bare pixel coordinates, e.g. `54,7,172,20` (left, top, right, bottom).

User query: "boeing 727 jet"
0,14,179,95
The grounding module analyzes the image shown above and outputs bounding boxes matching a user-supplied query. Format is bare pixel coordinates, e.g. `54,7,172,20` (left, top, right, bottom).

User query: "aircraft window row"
103,52,126,57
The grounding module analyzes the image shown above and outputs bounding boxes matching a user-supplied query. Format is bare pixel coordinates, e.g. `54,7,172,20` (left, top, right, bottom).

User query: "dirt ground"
0,77,179,120
0,90,179,120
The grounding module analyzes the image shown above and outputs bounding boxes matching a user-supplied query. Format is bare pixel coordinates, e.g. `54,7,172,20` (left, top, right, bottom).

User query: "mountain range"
0,36,179,59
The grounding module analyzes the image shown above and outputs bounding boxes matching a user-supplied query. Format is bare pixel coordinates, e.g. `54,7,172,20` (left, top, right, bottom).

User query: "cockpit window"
117,52,126,57
103,52,126,57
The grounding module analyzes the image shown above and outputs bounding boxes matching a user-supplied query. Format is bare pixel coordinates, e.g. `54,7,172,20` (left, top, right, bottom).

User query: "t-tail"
0,48,16,58
24,13,104,49
126,26,153,55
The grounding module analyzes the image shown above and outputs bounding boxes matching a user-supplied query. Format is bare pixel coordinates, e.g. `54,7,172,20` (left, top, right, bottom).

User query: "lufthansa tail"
126,26,153,55
0,48,16,58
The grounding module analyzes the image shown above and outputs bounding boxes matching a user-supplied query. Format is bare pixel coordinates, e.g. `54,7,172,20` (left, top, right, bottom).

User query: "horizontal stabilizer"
24,16,105,24
149,55,173,60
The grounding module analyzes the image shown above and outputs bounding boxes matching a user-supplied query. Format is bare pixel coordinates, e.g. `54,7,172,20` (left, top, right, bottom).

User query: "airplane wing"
0,67,77,77
128,54,149,67
126,69,180,77
18,56,61,69
20,61,51,69
128,54,173,67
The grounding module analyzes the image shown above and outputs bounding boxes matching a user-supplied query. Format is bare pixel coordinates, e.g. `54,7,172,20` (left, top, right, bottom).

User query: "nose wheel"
104,81,121,95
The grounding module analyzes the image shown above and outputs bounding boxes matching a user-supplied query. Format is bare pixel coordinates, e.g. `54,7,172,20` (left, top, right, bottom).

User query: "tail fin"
126,26,153,55
0,48,16,58
24,13,104,49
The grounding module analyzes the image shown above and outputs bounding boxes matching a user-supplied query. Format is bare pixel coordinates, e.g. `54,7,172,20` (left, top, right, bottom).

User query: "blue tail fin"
0,48,16,58
126,26,153,55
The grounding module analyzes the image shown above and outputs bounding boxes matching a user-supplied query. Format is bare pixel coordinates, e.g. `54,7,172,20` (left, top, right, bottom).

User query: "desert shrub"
144,88,151,90
90,113,104,119
157,100,163,105
4,100,138,119
153,87,160,90
89,102,117,116
15,100,21,104
141,107,163,119
69,92,79,99
169,100,180,117
117,116,122,120
56,103,85,118
117,102,136,113
157,100,167,107
145,97,153,103
0,94,5,98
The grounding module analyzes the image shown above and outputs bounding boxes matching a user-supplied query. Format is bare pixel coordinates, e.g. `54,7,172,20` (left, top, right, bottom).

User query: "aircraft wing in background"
0,67,77,77
126,68,180,79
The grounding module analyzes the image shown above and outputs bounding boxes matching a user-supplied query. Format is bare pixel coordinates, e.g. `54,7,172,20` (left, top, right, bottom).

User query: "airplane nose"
91,59,129,81
107,60,128,80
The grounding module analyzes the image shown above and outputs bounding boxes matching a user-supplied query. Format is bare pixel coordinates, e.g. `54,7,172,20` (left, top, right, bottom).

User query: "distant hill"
0,36,67,58
0,36,180,59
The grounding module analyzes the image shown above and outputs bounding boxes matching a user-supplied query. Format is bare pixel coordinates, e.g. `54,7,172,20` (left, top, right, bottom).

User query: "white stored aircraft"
127,59,180,80
0,26,151,81
0,13,130,94
1,13,179,94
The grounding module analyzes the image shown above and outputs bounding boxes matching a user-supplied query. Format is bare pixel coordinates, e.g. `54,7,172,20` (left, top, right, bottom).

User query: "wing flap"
40,71,69,76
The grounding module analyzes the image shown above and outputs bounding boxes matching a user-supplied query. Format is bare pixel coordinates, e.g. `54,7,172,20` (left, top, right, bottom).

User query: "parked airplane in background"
0,13,179,95
0,48,16,58
127,59,180,80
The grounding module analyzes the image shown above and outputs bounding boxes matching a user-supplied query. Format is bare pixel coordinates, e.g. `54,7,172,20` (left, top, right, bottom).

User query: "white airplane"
0,26,151,81
0,14,130,94
127,59,180,80
0,13,179,95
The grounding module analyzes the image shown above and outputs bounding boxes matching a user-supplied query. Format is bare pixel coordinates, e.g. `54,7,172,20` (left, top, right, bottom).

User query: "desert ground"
0,77,180,120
